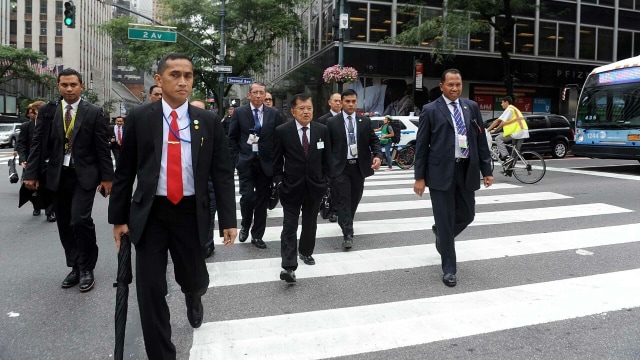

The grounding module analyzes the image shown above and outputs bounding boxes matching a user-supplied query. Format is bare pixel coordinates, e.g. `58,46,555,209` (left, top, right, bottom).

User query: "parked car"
0,123,22,149
487,114,575,158
370,116,419,149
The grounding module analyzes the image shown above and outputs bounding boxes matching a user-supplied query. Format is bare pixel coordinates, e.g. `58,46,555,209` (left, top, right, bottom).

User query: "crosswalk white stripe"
208,223,640,287
256,203,631,242
235,192,570,219
234,183,520,202
192,269,640,360
544,166,640,181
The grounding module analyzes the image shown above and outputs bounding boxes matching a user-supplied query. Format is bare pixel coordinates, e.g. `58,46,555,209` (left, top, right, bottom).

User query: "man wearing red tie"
109,53,238,359
108,116,125,166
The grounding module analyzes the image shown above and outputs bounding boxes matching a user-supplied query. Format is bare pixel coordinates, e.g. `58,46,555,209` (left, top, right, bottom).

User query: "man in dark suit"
23,68,114,293
228,82,283,249
413,68,493,287
17,100,56,221
316,92,342,222
109,53,238,359
108,115,125,166
326,89,383,249
273,94,331,283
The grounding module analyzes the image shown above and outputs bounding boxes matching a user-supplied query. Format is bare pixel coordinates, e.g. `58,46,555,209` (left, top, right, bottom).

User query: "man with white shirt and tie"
109,53,238,359
413,68,493,288
109,116,125,166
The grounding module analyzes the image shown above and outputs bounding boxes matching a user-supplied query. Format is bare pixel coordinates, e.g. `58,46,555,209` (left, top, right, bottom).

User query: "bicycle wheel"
395,145,415,170
511,151,546,184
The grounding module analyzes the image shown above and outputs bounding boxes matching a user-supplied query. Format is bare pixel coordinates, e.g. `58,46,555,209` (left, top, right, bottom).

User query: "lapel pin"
193,120,199,125
194,125,200,130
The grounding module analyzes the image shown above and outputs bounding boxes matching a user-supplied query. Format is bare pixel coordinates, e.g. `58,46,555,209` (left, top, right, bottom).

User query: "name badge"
252,143,259,152
63,154,72,167
458,134,468,149
247,134,259,145
349,143,358,157
317,141,324,149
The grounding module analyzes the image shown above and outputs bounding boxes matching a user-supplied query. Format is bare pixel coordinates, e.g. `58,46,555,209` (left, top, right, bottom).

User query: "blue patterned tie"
253,108,261,135
451,102,469,157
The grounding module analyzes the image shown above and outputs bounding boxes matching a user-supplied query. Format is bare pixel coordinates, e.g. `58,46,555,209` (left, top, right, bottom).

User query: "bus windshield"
577,81,640,129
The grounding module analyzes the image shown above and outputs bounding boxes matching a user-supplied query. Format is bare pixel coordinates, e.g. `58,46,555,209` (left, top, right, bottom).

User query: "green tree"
395,0,535,97
100,0,306,101
0,46,56,88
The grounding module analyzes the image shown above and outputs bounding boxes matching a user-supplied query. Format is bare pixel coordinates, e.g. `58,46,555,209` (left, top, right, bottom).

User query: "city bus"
573,55,640,161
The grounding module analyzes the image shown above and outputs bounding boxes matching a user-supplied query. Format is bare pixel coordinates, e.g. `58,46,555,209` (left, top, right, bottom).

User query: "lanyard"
62,101,78,139
163,112,192,143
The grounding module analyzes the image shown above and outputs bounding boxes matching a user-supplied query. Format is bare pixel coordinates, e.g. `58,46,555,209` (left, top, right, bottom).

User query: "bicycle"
495,139,546,184
391,143,415,170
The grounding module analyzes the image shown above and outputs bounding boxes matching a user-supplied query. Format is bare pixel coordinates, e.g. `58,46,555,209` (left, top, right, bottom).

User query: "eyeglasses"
250,91,265,95
294,106,313,112
264,98,273,101
151,93,162,96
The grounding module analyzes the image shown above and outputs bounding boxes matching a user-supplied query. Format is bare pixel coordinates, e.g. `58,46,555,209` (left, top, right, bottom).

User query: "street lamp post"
218,0,226,115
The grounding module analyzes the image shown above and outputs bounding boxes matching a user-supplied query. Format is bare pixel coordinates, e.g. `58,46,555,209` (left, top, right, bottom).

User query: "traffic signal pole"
218,0,226,114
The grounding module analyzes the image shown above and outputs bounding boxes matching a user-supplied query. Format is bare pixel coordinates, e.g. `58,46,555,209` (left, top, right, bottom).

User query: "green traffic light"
64,17,73,26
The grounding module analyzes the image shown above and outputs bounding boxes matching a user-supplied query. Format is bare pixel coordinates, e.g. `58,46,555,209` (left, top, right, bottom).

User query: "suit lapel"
436,98,454,129
150,102,164,167
72,100,86,140
189,106,201,175
288,121,305,158
459,99,474,131
55,103,64,142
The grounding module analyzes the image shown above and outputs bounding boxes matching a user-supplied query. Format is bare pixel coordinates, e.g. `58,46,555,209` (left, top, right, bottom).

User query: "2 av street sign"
128,28,177,43
226,77,253,85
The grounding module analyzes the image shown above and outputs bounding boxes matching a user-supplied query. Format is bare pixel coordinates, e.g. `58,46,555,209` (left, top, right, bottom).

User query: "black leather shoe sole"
280,270,296,283
299,254,315,265
251,239,267,249
442,273,457,287
61,271,80,288
79,271,95,292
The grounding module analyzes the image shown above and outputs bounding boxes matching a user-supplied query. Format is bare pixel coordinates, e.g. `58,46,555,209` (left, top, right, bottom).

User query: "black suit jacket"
326,113,383,178
413,97,493,191
228,104,283,176
316,111,335,125
273,121,331,204
16,120,35,164
108,101,237,246
24,100,114,191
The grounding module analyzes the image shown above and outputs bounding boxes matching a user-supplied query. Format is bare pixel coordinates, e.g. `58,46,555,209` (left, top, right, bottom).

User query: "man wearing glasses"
228,82,283,248
148,85,163,103
264,93,274,107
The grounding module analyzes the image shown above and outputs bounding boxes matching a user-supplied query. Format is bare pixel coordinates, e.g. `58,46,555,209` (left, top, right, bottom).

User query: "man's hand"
414,179,426,197
483,176,494,188
98,181,113,196
12,150,17,157
371,157,381,170
20,162,27,169
113,224,129,253
222,228,238,246
24,179,39,190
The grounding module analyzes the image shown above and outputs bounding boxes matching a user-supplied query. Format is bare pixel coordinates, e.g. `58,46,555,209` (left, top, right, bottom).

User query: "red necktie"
167,110,183,204
117,126,122,145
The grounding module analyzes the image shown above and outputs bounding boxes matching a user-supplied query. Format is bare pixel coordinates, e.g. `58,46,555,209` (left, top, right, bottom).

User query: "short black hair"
441,68,462,83
58,68,82,84
249,82,267,92
149,85,159,94
157,53,192,75
341,88,357,100
501,96,513,104
290,93,312,108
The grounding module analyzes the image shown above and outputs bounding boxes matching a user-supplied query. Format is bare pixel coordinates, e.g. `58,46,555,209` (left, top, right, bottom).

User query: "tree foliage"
0,46,56,88
100,0,307,99
395,0,536,97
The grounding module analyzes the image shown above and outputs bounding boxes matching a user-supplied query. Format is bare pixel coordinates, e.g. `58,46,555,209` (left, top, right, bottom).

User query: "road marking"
208,223,640,286
545,166,640,181
193,268,640,359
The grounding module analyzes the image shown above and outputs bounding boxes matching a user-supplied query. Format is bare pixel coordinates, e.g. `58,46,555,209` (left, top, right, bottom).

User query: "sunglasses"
264,98,273,101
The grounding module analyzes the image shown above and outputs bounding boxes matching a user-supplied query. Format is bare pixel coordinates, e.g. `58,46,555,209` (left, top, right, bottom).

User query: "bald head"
190,100,206,109
328,92,342,113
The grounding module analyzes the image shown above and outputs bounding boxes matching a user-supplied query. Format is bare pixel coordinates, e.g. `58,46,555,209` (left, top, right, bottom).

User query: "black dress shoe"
204,244,215,258
442,273,457,287
185,294,204,328
251,238,267,249
279,269,296,283
238,227,249,243
46,213,56,222
342,235,353,249
32,209,41,216
79,270,95,292
61,269,80,288
299,254,315,265
329,214,338,223
431,225,440,254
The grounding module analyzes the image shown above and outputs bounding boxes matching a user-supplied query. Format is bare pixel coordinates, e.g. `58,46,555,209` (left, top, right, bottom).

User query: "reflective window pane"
538,21,557,56
558,23,576,58
579,26,595,60
515,19,535,54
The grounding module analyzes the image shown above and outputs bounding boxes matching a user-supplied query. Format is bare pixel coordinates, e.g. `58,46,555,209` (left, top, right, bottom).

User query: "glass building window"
349,3,368,41
558,23,576,58
538,22,557,56
515,19,535,54
55,43,63,58
39,42,47,54
597,28,613,61
25,21,32,35
55,1,63,16
579,26,595,59
419,7,443,47
40,22,47,35
540,0,576,22
40,0,47,15
25,0,32,13
581,5,614,27
368,4,391,43
618,31,633,60
620,0,633,8
10,0,17,12
10,20,17,35
24,42,32,50
56,22,62,36
634,33,640,56
619,10,638,30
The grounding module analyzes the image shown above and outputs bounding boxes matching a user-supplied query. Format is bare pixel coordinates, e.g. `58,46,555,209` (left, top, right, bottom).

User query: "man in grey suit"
228,82,283,249
413,68,493,287
24,68,114,292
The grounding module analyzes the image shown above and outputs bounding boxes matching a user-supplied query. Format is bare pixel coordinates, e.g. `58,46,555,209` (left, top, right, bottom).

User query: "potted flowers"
323,65,358,84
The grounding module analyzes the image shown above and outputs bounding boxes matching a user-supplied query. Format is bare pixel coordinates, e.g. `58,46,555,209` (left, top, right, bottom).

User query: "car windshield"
0,124,13,132
576,82,640,129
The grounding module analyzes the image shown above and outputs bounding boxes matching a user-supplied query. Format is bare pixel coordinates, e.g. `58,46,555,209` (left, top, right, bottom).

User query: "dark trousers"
429,162,476,275
333,162,365,237
206,179,217,249
135,196,208,360
111,147,120,166
238,158,271,239
54,167,98,271
280,191,321,271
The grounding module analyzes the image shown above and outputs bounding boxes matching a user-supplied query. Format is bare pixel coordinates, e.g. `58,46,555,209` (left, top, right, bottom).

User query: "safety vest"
502,105,528,138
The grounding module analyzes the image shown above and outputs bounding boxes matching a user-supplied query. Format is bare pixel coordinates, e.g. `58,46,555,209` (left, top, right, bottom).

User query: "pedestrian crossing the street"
191,169,639,359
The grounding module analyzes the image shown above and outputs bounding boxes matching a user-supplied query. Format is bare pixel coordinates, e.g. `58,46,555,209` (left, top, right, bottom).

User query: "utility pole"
338,0,345,92
218,0,226,114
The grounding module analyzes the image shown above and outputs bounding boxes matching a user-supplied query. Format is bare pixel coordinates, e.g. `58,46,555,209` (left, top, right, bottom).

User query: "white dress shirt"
443,95,467,159
156,100,195,196
342,111,358,159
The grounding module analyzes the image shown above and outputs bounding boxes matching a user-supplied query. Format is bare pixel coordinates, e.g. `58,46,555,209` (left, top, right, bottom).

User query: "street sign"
213,65,233,73
226,77,253,85
128,28,177,42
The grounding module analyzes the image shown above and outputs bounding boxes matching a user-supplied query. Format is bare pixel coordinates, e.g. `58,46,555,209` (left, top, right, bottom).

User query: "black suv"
488,114,575,158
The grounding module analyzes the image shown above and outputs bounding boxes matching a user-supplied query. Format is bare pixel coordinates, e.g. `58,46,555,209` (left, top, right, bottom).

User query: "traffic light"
64,1,75,28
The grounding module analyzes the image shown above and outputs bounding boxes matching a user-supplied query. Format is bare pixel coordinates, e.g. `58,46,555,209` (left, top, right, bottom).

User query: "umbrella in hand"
114,234,132,360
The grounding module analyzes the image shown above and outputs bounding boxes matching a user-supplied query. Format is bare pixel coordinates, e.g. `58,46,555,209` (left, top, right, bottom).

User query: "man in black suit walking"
108,115,125,166
273,94,331,283
109,53,238,359
23,68,114,293
413,68,493,287
316,93,342,222
326,89,383,249
228,82,283,249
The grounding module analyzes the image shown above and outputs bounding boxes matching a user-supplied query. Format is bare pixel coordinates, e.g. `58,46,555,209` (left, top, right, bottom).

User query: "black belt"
347,159,358,165
454,158,469,163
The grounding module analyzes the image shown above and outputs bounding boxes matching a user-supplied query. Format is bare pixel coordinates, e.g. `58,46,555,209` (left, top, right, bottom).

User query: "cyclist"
486,96,529,165
374,115,395,171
